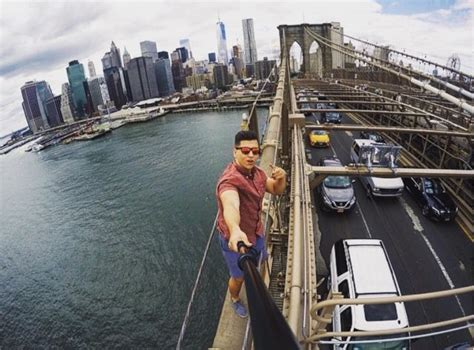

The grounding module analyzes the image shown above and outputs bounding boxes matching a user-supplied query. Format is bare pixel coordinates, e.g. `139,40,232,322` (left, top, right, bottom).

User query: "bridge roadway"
306,112,473,349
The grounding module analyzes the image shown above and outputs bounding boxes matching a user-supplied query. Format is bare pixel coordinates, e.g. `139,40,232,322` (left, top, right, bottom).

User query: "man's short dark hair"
235,130,259,146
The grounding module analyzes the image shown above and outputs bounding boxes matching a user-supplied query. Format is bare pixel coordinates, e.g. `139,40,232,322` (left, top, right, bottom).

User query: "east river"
0,109,268,349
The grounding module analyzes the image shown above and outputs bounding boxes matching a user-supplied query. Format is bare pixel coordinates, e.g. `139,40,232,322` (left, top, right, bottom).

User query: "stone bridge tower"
278,23,334,76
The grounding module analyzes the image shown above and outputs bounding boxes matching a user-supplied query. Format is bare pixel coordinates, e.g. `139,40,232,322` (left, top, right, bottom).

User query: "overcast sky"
0,0,472,136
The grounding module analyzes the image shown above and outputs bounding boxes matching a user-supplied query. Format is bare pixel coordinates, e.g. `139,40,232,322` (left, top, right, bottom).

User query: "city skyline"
1,0,473,135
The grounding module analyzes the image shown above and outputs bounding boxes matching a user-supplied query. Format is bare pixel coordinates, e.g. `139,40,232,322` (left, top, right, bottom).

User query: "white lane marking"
459,261,465,271
345,131,353,137
401,198,424,232
400,197,467,317
355,201,372,238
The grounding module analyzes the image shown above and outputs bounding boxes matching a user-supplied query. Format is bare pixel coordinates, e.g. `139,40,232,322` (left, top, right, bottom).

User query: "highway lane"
306,113,473,349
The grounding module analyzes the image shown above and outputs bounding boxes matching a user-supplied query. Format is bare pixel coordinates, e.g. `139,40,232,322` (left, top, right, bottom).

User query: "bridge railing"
307,286,474,345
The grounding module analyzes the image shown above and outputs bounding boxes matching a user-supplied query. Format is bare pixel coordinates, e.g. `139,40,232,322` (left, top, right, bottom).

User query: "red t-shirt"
216,162,268,245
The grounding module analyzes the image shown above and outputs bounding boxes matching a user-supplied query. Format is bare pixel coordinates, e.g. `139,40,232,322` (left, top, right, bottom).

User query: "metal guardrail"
309,165,474,188
306,124,473,138
307,286,474,344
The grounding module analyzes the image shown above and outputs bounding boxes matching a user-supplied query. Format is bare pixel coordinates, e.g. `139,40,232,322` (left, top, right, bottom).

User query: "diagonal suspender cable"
334,29,473,80
176,214,218,350
304,26,474,114
248,62,278,127
328,28,474,100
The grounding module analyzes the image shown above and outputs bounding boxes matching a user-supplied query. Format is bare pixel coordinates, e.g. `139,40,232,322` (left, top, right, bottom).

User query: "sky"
0,0,473,136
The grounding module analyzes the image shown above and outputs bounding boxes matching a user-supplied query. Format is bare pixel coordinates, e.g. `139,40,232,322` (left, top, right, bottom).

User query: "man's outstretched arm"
220,189,252,252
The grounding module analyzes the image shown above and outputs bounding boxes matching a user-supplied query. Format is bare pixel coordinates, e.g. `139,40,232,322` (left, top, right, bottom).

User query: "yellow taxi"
309,130,330,147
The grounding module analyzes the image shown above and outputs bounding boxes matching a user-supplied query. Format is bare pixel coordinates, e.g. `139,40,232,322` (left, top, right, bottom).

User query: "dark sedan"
403,177,458,221
321,106,342,124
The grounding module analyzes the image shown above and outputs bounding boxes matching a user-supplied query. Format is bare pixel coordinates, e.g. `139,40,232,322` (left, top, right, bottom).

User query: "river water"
0,109,268,349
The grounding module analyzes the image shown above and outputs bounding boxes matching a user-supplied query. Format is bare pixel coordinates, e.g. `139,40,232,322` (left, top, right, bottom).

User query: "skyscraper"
103,67,127,109
213,63,229,89
171,53,185,92
66,60,89,118
127,57,160,102
88,76,109,112
255,57,276,80
232,45,243,59
20,80,53,133
88,61,97,78
230,57,244,79
101,52,113,70
242,18,258,64
179,39,193,59
45,95,64,127
155,57,175,97
208,52,216,63
140,41,159,62
158,51,169,60
60,83,75,124
216,20,229,65
123,47,131,68
110,41,122,68
102,41,123,70
176,47,189,63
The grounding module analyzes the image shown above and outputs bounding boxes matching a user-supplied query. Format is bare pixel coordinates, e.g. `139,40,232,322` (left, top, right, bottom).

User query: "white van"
329,239,410,350
350,139,404,197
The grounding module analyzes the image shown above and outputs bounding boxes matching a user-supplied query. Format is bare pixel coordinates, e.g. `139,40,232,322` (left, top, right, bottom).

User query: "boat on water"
73,128,111,141
31,144,45,152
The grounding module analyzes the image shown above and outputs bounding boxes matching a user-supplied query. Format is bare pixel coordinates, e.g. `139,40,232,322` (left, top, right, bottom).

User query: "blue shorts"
218,234,268,279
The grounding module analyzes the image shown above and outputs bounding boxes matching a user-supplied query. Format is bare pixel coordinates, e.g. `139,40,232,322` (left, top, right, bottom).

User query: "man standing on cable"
216,130,287,318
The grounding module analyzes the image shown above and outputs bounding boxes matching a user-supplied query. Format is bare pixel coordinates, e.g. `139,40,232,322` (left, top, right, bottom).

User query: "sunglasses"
236,146,260,155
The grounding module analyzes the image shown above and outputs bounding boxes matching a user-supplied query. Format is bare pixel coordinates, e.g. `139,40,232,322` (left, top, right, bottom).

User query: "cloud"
0,0,472,135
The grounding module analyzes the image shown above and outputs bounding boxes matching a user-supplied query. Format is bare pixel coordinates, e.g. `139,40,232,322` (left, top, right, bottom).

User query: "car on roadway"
321,107,342,124
350,139,404,197
359,131,385,143
403,177,458,221
328,239,410,350
309,130,330,147
317,157,356,212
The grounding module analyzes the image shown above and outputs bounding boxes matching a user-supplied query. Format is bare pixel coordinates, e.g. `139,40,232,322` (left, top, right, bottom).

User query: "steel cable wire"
334,29,473,79
303,27,474,114
176,214,217,349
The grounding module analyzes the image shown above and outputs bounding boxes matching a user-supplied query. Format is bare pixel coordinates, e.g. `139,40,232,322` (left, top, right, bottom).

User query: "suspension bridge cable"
326,28,474,99
333,29,473,79
176,214,218,349
304,26,474,113
248,62,279,127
